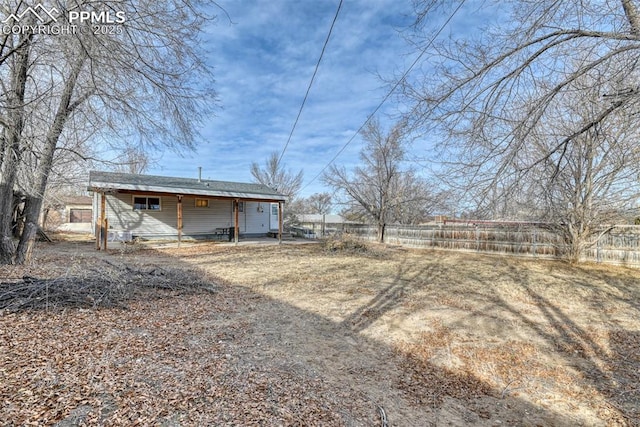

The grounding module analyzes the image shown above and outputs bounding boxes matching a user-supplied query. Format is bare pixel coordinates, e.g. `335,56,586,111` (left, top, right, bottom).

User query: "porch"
88,171,287,250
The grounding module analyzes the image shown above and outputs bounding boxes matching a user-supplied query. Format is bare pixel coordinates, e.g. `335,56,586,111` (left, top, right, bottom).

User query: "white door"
270,203,279,230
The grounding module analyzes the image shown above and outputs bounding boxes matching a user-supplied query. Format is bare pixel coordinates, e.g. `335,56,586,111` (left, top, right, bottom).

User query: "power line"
277,0,343,167
301,0,466,192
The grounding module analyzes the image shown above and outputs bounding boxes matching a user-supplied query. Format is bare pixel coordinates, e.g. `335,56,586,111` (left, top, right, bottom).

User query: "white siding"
101,194,272,238
106,194,177,236
244,201,270,235
231,201,271,234
183,198,233,234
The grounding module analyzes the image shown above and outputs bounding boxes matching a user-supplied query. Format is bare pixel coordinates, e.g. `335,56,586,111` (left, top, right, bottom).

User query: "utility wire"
277,0,343,167
301,0,466,192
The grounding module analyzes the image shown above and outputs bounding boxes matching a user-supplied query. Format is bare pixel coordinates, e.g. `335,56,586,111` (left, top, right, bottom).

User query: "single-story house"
88,170,286,248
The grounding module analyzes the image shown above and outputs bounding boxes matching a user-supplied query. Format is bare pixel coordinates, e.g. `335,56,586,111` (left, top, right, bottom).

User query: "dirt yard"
1,236,639,426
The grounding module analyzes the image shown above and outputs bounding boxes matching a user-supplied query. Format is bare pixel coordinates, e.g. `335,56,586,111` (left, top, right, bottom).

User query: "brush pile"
0,259,215,312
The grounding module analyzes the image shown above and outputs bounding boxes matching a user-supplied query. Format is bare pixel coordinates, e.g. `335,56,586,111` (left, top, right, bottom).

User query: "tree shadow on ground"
326,247,640,425
452,259,640,426
341,257,420,334
0,243,606,426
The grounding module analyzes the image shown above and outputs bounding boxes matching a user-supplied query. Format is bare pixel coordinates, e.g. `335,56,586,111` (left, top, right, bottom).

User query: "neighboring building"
297,214,357,237
43,195,93,233
88,171,286,244
58,196,93,233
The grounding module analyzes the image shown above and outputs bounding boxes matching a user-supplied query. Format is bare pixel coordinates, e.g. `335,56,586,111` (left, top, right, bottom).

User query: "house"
88,171,286,248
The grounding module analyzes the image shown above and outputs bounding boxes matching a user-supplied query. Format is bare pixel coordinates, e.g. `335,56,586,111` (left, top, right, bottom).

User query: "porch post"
278,201,283,244
234,199,239,245
177,195,183,247
95,221,100,250
95,192,102,250
99,192,107,251
103,217,108,251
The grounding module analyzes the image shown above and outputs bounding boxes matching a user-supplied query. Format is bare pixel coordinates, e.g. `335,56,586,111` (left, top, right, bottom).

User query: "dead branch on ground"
0,260,216,312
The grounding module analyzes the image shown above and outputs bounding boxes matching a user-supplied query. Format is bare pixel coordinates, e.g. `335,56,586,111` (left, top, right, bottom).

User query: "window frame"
132,195,162,211
69,208,92,223
195,198,209,208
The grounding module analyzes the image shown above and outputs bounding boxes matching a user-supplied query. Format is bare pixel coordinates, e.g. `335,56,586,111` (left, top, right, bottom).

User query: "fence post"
532,229,537,257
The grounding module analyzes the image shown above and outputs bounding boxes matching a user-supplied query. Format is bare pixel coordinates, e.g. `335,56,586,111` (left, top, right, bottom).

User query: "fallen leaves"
2,239,639,426
0,293,343,425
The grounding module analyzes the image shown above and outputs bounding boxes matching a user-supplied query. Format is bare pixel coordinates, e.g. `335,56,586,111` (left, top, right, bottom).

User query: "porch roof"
88,171,286,202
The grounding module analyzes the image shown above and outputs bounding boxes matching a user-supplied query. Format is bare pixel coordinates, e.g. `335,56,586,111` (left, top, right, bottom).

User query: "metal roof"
88,171,286,202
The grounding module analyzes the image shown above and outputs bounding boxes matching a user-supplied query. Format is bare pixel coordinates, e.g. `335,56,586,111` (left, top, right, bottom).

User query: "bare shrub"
321,234,383,257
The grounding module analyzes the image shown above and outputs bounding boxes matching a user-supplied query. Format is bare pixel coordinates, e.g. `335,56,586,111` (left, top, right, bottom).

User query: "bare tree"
308,192,333,214
515,80,640,261
404,0,640,259
293,192,333,215
17,128,97,234
112,146,152,174
0,27,31,263
0,0,218,264
324,118,436,243
250,152,303,202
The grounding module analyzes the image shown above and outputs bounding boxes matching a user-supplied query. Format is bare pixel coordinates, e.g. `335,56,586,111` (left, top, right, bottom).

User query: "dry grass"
160,239,640,426
1,236,639,426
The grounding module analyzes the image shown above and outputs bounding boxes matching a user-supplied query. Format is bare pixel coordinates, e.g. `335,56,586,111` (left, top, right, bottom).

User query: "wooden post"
234,199,239,245
102,218,108,251
278,201,283,244
177,195,183,248
95,221,100,250
98,192,106,251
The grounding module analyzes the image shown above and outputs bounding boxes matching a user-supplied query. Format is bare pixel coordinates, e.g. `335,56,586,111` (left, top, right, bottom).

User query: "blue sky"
148,0,474,197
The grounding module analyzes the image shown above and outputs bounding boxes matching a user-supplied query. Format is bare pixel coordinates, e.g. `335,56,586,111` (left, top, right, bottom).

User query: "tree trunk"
12,196,24,238
14,196,40,265
0,230,15,265
15,53,86,264
621,0,640,34
0,33,31,265
566,227,585,263
41,207,50,230
377,221,386,243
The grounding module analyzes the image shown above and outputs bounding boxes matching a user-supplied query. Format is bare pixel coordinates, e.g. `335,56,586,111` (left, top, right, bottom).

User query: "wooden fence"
583,226,640,266
344,224,640,267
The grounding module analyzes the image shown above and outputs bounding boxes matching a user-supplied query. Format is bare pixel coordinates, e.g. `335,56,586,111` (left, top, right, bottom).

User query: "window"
69,209,92,223
195,198,209,208
133,196,161,211
233,201,244,212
